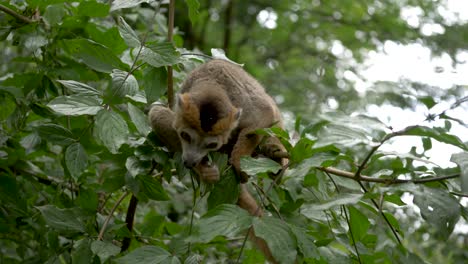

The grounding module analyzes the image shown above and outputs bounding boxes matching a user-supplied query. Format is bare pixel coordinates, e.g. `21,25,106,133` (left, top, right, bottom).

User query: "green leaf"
302,193,363,215
109,69,139,99
253,217,297,264
36,205,86,233
61,39,126,73
413,187,460,239
140,42,180,68
72,238,93,264
76,187,98,212
110,0,157,11
128,103,151,136
451,152,468,193
126,156,151,178
93,110,129,154
190,204,252,243
403,126,468,151
240,157,282,176
91,240,120,263
78,0,110,17
48,95,103,116
136,175,170,201
289,225,319,260
143,67,167,104
348,206,370,242
57,80,100,96
43,4,66,25
317,124,373,148
114,245,177,264
65,142,88,179
118,16,140,48
208,169,239,209
36,124,75,146
185,0,200,25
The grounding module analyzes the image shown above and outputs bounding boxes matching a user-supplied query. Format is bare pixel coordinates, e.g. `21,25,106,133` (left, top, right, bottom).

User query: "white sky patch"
257,9,278,29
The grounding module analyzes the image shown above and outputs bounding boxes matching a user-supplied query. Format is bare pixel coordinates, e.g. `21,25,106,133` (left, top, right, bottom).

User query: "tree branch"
98,191,129,241
0,4,35,24
121,195,138,252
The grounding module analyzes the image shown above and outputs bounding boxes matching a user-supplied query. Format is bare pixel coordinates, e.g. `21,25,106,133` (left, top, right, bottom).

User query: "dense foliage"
0,0,467,263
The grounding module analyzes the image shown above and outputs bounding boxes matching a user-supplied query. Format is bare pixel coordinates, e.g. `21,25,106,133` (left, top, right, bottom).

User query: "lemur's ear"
176,93,186,109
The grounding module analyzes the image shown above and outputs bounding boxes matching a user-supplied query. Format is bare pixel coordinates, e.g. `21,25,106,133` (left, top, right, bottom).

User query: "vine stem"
0,4,35,23
98,191,129,240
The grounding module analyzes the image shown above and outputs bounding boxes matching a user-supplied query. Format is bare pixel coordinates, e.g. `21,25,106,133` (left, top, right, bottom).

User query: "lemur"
149,59,286,263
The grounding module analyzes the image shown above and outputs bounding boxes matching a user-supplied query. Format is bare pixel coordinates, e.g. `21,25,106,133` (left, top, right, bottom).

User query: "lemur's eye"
180,131,191,142
205,142,218,149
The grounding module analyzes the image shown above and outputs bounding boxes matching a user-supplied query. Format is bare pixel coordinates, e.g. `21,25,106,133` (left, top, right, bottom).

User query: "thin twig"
167,0,175,108
251,182,283,220
98,191,129,240
0,4,35,23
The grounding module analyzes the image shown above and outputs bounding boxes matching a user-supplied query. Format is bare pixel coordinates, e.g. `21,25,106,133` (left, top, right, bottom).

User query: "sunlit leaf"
302,193,363,215
128,103,151,136
93,110,129,154
451,152,468,193
57,80,100,96
91,240,120,263
78,1,109,17
253,217,297,264
65,142,88,179
118,16,140,48
140,42,180,67
114,245,178,264
189,204,252,243
185,0,200,25
48,95,103,116
240,156,282,176
110,0,156,11
110,69,138,99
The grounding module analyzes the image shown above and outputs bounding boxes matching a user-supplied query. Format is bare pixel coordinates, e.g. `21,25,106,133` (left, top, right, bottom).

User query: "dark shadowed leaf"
208,169,239,209
62,39,126,73
78,1,109,17
48,95,103,116
36,205,86,233
136,175,170,201
36,124,75,146
93,110,129,154
289,225,319,260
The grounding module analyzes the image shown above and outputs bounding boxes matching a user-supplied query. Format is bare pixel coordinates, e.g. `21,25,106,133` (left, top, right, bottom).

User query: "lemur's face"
173,93,242,169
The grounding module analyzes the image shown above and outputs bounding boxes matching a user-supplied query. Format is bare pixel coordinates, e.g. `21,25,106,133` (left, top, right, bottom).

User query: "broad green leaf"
110,0,156,11
143,67,167,104
36,124,75,146
48,95,103,116
348,206,370,242
302,193,363,215
114,245,177,264
185,0,200,25
61,39,126,73
57,80,100,96
43,4,65,25
189,204,252,243
93,110,129,154
208,169,239,209
72,238,93,264
413,187,460,239
317,124,373,148
403,126,468,151
136,175,170,201
78,1,110,17
128,103,151,136
126,156,151,178
118,16,140,48
240,156,282,176
289,225,319,260
140,42,180,68
253,217,297,264
110,69,138,99
91,240,120,263
36,205,86,233
65,142,88,179
290,137,315,163
76,187,98,212
451,152,468,193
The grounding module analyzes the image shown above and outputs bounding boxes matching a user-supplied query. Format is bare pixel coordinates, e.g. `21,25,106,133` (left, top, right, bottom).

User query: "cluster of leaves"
1,0,468,264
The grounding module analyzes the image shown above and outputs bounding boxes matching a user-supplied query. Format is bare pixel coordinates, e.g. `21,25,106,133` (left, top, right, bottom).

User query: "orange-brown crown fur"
175,88,240,136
